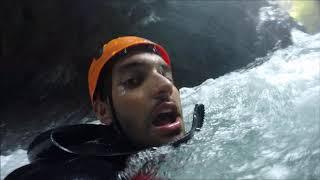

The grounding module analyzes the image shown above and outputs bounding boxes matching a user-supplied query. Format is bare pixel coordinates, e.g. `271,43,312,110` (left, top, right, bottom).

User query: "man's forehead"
115,52,169,71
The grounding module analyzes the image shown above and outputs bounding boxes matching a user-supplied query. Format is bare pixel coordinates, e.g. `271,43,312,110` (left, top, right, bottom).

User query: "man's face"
110,52,185,147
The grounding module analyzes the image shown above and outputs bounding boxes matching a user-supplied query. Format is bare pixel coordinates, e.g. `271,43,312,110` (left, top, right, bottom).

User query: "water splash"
1,30,319,180
124,30,320,179
117,86,126,96
1,150,28,180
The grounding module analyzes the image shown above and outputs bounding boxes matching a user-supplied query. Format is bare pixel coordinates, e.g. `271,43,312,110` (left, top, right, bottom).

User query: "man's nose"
151,71,173,100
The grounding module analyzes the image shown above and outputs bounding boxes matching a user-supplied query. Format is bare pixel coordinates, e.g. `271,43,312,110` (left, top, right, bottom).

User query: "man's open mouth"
152,110,178,126
150,102,182,137
151,102,179,127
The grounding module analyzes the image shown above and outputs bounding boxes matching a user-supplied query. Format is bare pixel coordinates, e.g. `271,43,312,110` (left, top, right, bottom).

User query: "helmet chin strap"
108,93,205,149
107,95,127,137
170,104,205,147
107,95,146,150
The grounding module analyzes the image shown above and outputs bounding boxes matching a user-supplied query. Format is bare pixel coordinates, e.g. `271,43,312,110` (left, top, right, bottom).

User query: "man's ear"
93,94,113,125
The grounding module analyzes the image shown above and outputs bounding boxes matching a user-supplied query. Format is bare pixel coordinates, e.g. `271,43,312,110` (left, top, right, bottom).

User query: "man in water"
89,36,185,147
5,36,203,180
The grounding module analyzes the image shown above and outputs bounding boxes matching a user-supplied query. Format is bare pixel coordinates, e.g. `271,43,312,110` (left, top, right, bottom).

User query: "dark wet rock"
0,0,304,153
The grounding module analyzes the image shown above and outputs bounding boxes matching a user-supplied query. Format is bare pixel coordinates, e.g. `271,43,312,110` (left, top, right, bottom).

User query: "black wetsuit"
5,124,139,180
5,104,205,180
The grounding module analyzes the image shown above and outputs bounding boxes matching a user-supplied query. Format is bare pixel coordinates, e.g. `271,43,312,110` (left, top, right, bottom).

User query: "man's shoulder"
28,124,135,161
5,157,119,180
5,124,135,180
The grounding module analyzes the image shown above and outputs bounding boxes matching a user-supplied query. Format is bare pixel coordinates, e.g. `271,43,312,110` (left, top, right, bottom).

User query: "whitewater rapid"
1,29,319,180
120,29,320,179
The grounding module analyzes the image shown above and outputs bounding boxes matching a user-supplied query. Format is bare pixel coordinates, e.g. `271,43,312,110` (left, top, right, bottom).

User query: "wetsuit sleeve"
4,158,118,180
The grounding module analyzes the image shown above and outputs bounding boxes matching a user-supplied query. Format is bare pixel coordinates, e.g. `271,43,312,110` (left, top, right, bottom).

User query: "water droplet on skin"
118,86,126,96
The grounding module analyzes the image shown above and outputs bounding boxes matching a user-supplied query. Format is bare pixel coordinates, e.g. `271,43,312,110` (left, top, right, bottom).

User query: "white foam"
1,149,28,180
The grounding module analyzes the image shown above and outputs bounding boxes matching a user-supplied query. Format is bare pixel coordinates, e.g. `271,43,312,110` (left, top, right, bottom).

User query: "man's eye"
165,72,174,82
161,71,173,82
158,65,173,82
122,77,142,88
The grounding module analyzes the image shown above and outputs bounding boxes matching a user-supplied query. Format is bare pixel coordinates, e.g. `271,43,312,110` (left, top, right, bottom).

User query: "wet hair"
96,61,114,102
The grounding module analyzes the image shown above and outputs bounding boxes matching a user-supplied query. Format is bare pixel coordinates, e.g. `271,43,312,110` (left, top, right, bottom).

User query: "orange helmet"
88,36,171,103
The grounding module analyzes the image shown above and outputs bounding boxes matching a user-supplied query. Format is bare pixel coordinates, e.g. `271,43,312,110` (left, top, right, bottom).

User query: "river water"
1,7,320,180
120,29,320,180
